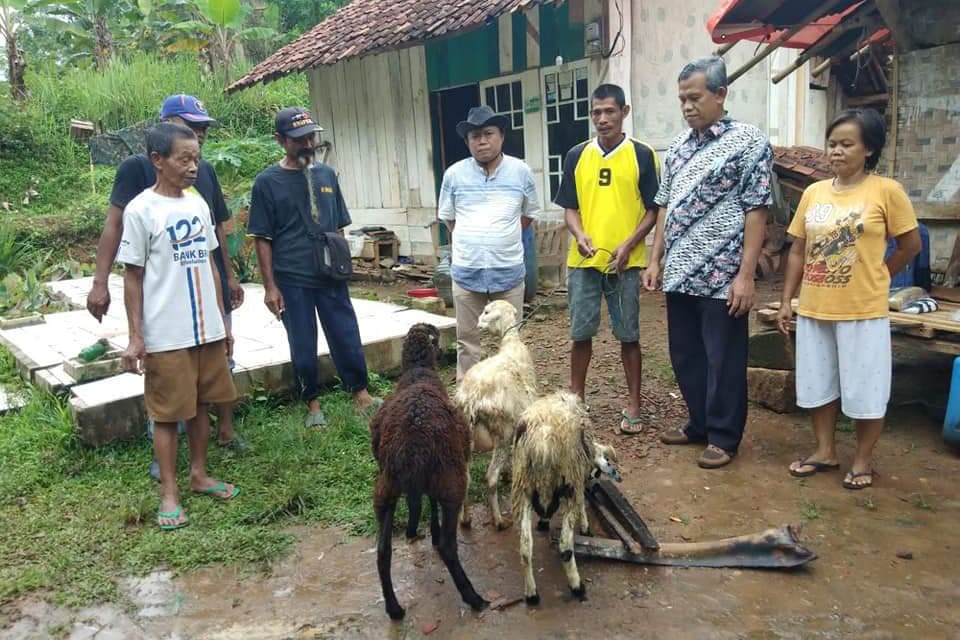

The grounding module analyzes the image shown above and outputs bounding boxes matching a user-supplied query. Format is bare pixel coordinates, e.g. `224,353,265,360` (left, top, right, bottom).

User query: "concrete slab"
8,276,456,445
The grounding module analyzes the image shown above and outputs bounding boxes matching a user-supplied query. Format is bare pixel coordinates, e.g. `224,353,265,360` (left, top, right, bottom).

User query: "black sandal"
789,457,840,478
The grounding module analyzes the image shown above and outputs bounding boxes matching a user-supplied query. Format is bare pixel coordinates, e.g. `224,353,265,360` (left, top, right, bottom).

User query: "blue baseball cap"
159,94,218,125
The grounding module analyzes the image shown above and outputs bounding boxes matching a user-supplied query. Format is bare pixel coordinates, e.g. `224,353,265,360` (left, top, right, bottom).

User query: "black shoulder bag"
295,171,353,281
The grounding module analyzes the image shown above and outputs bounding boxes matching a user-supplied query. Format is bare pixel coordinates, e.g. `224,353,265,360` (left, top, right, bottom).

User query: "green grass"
0,357,490,608
800,500,823,521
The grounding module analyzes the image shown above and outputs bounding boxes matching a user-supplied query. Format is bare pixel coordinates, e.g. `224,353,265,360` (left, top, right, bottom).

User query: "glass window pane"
550,175,560,200
576,100,589,119
549,156,560,172
504,129,525,160
547,105,558,123
576,66,587,81
576,78,588,99
485,87,496,108
545,74,558,103
496,84,510,112
513,112,524,128
512,82,523,108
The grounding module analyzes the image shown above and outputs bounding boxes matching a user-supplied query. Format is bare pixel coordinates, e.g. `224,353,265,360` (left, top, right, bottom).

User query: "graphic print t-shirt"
117,188,226,353
787,175,918,320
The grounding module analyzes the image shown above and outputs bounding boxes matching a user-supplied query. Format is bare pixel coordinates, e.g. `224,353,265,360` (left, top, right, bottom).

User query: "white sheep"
510,391,621,604
455,299,537,530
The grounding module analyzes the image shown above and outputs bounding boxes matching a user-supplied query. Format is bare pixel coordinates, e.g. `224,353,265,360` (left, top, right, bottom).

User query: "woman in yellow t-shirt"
776,108,921,490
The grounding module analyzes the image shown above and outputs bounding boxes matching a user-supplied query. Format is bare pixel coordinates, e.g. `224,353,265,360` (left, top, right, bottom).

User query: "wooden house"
230,0,817,260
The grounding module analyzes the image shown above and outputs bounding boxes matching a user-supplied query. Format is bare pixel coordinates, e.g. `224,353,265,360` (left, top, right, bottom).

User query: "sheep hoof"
460,518,472,529
570,585,587,601
386,604,406,620
581,527,593,537
536,519,550,532
406,533,424,543
560,549,573,562
495,517,513,531
469,597,490,612
525,593,540,606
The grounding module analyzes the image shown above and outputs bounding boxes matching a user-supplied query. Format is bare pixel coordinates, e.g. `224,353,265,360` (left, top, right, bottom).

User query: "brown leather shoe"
698,445,734,469
660,428,703,445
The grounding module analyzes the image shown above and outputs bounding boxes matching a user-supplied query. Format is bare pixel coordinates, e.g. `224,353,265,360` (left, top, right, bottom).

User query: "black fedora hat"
455,105,509,139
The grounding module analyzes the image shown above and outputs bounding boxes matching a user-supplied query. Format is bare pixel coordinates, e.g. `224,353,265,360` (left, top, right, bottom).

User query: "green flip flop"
194,481,240,500
157,505,189,531
304,409,327,428
617,410,645,435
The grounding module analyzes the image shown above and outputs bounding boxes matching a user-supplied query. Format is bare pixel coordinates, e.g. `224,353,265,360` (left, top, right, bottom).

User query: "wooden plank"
932,285,960,303
409,46,437,208
559,525,817,569
398,49,420,209
498,13,513,75
588,479,659,550
847,93,889,107
332,61,360,208
526,8,541,71
592,501,643,555
372,54,402,209
388,51,411,211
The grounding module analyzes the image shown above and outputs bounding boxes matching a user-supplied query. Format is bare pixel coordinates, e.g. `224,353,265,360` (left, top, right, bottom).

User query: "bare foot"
190,475,239,499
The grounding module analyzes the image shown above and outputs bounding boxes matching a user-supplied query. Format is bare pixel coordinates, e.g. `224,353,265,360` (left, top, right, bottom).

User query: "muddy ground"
6,281,960,639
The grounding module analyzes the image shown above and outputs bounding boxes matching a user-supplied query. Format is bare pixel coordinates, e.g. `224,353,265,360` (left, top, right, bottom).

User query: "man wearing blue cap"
87,94,246,480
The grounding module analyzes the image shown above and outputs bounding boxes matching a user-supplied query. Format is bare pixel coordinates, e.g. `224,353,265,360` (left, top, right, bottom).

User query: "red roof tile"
228,0,560,93
773,145,834,183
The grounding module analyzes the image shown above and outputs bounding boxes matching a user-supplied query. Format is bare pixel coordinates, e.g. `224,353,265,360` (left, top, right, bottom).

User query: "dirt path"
6,283,960,639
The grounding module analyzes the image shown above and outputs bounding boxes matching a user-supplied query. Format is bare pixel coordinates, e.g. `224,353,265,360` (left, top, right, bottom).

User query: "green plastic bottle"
78,338,109,362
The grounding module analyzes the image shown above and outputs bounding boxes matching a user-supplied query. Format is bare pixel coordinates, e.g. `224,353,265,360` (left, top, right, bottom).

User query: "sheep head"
581,431,622,483
476,300,519,336
401,323,441,371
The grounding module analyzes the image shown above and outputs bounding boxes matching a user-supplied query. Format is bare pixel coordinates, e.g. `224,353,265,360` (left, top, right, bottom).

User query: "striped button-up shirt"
438,154,540,293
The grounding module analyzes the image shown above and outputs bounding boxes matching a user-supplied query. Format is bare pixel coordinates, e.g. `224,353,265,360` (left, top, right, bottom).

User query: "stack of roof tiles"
773,145,833,183
228,0,561,93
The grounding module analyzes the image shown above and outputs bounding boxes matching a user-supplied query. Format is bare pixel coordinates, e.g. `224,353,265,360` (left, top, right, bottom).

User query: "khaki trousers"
453,280,524,381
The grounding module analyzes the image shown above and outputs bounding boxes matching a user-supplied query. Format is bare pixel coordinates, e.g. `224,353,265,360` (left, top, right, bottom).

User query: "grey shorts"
568,267,640,342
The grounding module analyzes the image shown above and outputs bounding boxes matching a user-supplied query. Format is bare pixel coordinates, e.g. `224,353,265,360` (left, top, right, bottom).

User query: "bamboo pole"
728,0,852,84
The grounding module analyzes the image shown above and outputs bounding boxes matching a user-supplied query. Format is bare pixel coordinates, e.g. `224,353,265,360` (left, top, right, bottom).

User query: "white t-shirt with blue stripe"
117,188,226,353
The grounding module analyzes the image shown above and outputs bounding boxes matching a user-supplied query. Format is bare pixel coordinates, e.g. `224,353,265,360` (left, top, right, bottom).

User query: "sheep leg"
578,499,592,536
459,470,472,528
560,509,586,601
487,446,512,530
405,491,423,540
437,499,489,612
429,497,440,547
375,495,405,620
519,503,539,605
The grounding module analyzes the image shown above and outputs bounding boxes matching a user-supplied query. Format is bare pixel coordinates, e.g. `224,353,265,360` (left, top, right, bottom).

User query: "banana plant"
162,0,277,85
0,0,27,100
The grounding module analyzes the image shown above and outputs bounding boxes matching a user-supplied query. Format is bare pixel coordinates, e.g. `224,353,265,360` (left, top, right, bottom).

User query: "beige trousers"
453,280,524,381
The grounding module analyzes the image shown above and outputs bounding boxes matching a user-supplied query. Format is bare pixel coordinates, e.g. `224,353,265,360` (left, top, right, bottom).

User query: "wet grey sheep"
511,391,621,605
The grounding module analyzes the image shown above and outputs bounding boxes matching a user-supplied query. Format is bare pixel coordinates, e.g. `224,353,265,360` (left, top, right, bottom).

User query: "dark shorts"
144,340,236,422
568,267,640,342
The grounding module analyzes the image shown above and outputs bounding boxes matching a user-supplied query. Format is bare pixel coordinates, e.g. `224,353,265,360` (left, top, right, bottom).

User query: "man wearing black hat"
438,105,540,381
248,107,380,428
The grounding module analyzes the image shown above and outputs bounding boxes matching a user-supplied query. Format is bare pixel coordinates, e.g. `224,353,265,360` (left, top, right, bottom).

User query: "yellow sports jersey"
554,136,660,270
787,175,918,320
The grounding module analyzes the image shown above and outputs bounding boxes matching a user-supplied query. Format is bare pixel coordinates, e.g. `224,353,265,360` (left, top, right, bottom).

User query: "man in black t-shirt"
248,107,379,427
86,95,246,462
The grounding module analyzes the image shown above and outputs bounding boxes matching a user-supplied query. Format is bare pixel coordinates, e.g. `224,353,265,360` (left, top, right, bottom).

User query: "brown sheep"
370,323,488,620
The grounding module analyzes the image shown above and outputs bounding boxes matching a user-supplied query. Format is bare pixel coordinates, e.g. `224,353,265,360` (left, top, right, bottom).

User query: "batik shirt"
654,117,773,299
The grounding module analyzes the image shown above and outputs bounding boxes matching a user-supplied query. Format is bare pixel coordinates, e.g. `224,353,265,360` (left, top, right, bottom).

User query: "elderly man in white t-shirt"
438,105,540,380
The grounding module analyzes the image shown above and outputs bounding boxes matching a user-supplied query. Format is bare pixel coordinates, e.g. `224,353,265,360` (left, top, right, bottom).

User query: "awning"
705,0,892,84
707,0,864,47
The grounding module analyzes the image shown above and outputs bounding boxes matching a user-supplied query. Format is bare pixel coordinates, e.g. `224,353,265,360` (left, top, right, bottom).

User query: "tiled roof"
773,145,833,183
228,0,560,93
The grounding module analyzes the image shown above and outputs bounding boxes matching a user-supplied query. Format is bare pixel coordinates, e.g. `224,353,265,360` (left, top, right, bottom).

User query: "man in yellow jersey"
554,84,660,435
